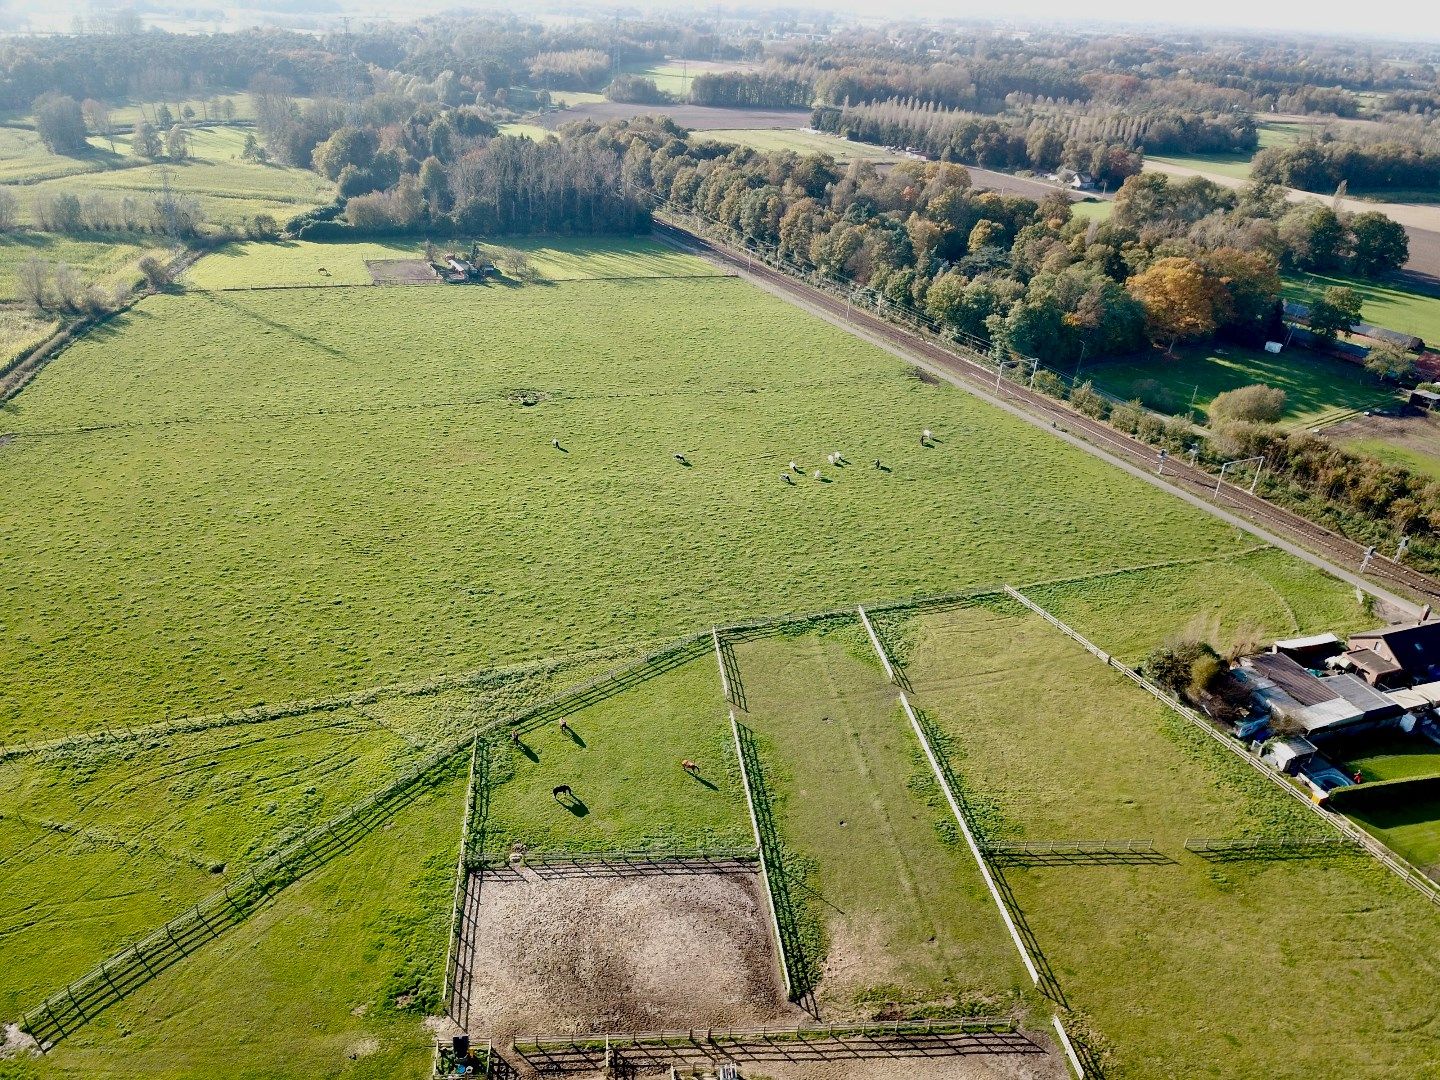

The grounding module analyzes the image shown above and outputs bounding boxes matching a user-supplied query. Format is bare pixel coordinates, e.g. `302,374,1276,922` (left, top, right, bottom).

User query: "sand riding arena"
444,853,1062,1079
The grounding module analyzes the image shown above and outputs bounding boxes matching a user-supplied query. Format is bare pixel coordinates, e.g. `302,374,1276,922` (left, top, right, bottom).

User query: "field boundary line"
1003,585,1440,908
15,630,723,1045
441,736,480,1022
1051,1015,1086,1078
898,690,1040,986
730,709,793,1002
0,550,1281,764
856,606,896,684
0,644,642,762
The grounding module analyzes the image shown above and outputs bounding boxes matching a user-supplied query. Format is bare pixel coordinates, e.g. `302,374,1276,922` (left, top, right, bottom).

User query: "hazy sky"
836,0,1440,43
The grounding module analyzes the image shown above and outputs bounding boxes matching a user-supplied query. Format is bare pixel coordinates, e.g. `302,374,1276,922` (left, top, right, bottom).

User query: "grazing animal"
789,461,801,472
674,452,687,464
552,438,560,448
781,472,793,484
559,718,570,733
874,458,882,469
552,784,572,800
681,759,699,773
813,469,823,480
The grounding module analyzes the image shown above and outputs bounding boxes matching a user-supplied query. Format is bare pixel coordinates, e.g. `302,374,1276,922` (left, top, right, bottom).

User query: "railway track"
656,218,1440,606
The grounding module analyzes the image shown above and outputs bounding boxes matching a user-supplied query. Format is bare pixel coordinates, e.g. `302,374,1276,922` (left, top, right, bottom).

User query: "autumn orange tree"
1125,256,1226,356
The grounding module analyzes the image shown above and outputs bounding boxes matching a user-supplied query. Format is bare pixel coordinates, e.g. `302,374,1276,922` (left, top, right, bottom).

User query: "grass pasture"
1146,120,1305,181
15,772,465,1080
184,234,717,290
16,127,330,228
729,621,1031,1018
8,234,1440,1076
0,710,425,1019
892,597,1440,1078
0,232,164,303
1283,270,1440,346
1020,547,1372,665
1084,342,1396,426
476,654,750,855
1,252,1274,744
692,128,902,162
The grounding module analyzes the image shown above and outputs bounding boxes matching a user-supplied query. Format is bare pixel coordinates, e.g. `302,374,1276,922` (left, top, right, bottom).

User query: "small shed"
1410,388,1440,412
1264,736,1318,774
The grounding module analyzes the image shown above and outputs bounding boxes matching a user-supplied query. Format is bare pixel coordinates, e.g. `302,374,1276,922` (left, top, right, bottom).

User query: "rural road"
656,218,1436,614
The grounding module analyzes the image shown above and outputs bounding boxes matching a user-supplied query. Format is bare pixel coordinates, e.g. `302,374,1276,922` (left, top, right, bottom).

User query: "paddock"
456,862,797,1044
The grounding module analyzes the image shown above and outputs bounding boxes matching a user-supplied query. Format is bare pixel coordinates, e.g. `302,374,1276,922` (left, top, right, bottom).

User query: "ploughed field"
0,238,1269,744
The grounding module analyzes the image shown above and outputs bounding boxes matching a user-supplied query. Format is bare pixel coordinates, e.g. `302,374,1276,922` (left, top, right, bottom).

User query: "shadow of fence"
984,840,1169,868
908,704,1070,1010
468,850,760,879
733,720,820,1016
21,745,468,1049
717,635,747,711
1184,836,1362,862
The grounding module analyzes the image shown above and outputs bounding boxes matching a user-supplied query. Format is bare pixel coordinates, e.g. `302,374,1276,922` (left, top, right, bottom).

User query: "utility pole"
1361,545,1376,573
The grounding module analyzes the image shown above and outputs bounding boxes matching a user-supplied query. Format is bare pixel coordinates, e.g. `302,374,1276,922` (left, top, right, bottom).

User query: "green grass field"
1020,547,1372,665
730,621,1031,1018
692,128,901,162
1344,436,1440,479
0,125,122,183
497,122,552,141
1147,121,1305,181
11,773,464,1080
5,235,1434,1075
2,248,1279,744
1345,793,1440,881
1332,734,1440,783
184,234,720,289
477,655,750,854
893,598,1440,1078
1283,271,1440,345
1085,342,1397,425
0,232,164,302
15,127,330,229
0,713,426,1019
1067,199,1112,223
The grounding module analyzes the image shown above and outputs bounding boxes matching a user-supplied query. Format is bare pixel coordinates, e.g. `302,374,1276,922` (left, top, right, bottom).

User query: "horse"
681,759,699,774
552,784,573,801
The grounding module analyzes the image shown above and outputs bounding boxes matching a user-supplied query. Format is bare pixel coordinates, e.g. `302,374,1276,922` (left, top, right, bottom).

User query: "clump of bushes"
1209,383,1287,425
1144,638,1253,723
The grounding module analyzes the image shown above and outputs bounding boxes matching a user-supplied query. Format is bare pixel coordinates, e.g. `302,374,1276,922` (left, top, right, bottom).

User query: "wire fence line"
20,744,469,1049
0,546,1273,765
0,643,640,763
441,737,481,1024
18,553,1383,1046
509,1016,1018,1052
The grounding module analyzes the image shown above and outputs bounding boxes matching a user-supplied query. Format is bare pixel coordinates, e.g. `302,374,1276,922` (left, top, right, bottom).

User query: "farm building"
1272,632,1342,668
1346,621,1440,687
1238,652,1402,736
1410,388,1440,411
